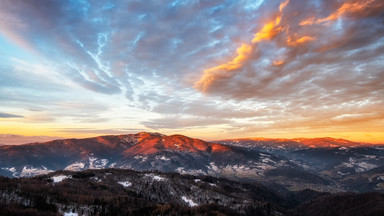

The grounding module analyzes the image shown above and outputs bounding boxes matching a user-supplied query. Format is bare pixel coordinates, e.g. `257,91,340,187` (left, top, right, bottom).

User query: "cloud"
0,0,262,99
56,128,142,134
315,0,384,24
194,0,384,100
0,112,23,118
0,0,383,141
142,116,230,130
195,0,290,92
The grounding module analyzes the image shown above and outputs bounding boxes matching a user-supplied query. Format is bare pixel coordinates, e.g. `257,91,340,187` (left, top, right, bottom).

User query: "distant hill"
216,137,374,150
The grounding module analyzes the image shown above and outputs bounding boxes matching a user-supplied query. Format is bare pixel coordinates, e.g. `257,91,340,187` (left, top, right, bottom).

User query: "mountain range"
0,132,383,194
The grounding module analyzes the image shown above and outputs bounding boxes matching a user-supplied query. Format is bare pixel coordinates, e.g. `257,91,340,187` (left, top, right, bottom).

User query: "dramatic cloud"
195,0,290,92
195,0,384,98
0,0,383,142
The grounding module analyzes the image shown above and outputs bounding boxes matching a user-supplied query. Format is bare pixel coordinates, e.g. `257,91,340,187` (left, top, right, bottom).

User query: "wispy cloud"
0,112,23,118
142,116,231,130
56,128,142,134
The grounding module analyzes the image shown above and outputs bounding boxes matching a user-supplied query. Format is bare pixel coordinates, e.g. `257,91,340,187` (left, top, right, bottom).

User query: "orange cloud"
321,0,376,22
287,36,316,46
252,20,281,43
251,1,289,43
195,43,253,92
300,0,377,25
299,17,315,26
273,60,284,66
195,0,290,92
279,0,290,12
195,0,382,94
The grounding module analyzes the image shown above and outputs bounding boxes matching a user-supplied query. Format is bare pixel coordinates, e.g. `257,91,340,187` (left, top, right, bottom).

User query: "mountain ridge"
1,132,380,148
0,132,383,194
216,136,376,148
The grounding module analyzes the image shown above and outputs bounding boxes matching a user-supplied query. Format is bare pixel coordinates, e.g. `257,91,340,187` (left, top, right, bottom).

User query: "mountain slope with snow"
0,133,296,181
0,132,383,193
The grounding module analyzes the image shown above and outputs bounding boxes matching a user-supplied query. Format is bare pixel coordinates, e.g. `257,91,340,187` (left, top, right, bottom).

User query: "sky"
0,0,383,144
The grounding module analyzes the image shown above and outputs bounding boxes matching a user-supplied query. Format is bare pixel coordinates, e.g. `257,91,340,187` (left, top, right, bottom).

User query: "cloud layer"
0,0,383,142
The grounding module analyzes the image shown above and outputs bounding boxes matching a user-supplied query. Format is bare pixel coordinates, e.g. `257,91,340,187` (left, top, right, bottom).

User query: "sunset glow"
0,0,383,144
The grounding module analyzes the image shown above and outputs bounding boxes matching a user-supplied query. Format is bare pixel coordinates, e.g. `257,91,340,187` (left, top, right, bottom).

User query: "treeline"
0,169,383,216
0,171,277,216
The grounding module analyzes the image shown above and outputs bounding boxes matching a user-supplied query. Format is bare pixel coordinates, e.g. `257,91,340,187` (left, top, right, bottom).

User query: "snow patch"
64,162,85,171
153,175,164,181
155,155,171,161
134,155,148,162
64,212,78,216
176,167,207,175
89,157,109,169
145,173,165,181
89,156,97,162
261,157,276,164
290,160,311,169
4,167,16,172
20,166,53,177
118,181,132,187
91,176,102,182
52,175,70,183
337,171,349,176
88,157,97,169
2,167,17,177
341,158,355,168
340,158,378,172
363,155,376,159
194,179,201,183
209,162,219,172
181,196,198,207
100,159,108,166
355,162,377,173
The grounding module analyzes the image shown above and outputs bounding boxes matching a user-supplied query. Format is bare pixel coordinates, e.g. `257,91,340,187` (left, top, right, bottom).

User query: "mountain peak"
123,133,230,156
133,132,166,142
